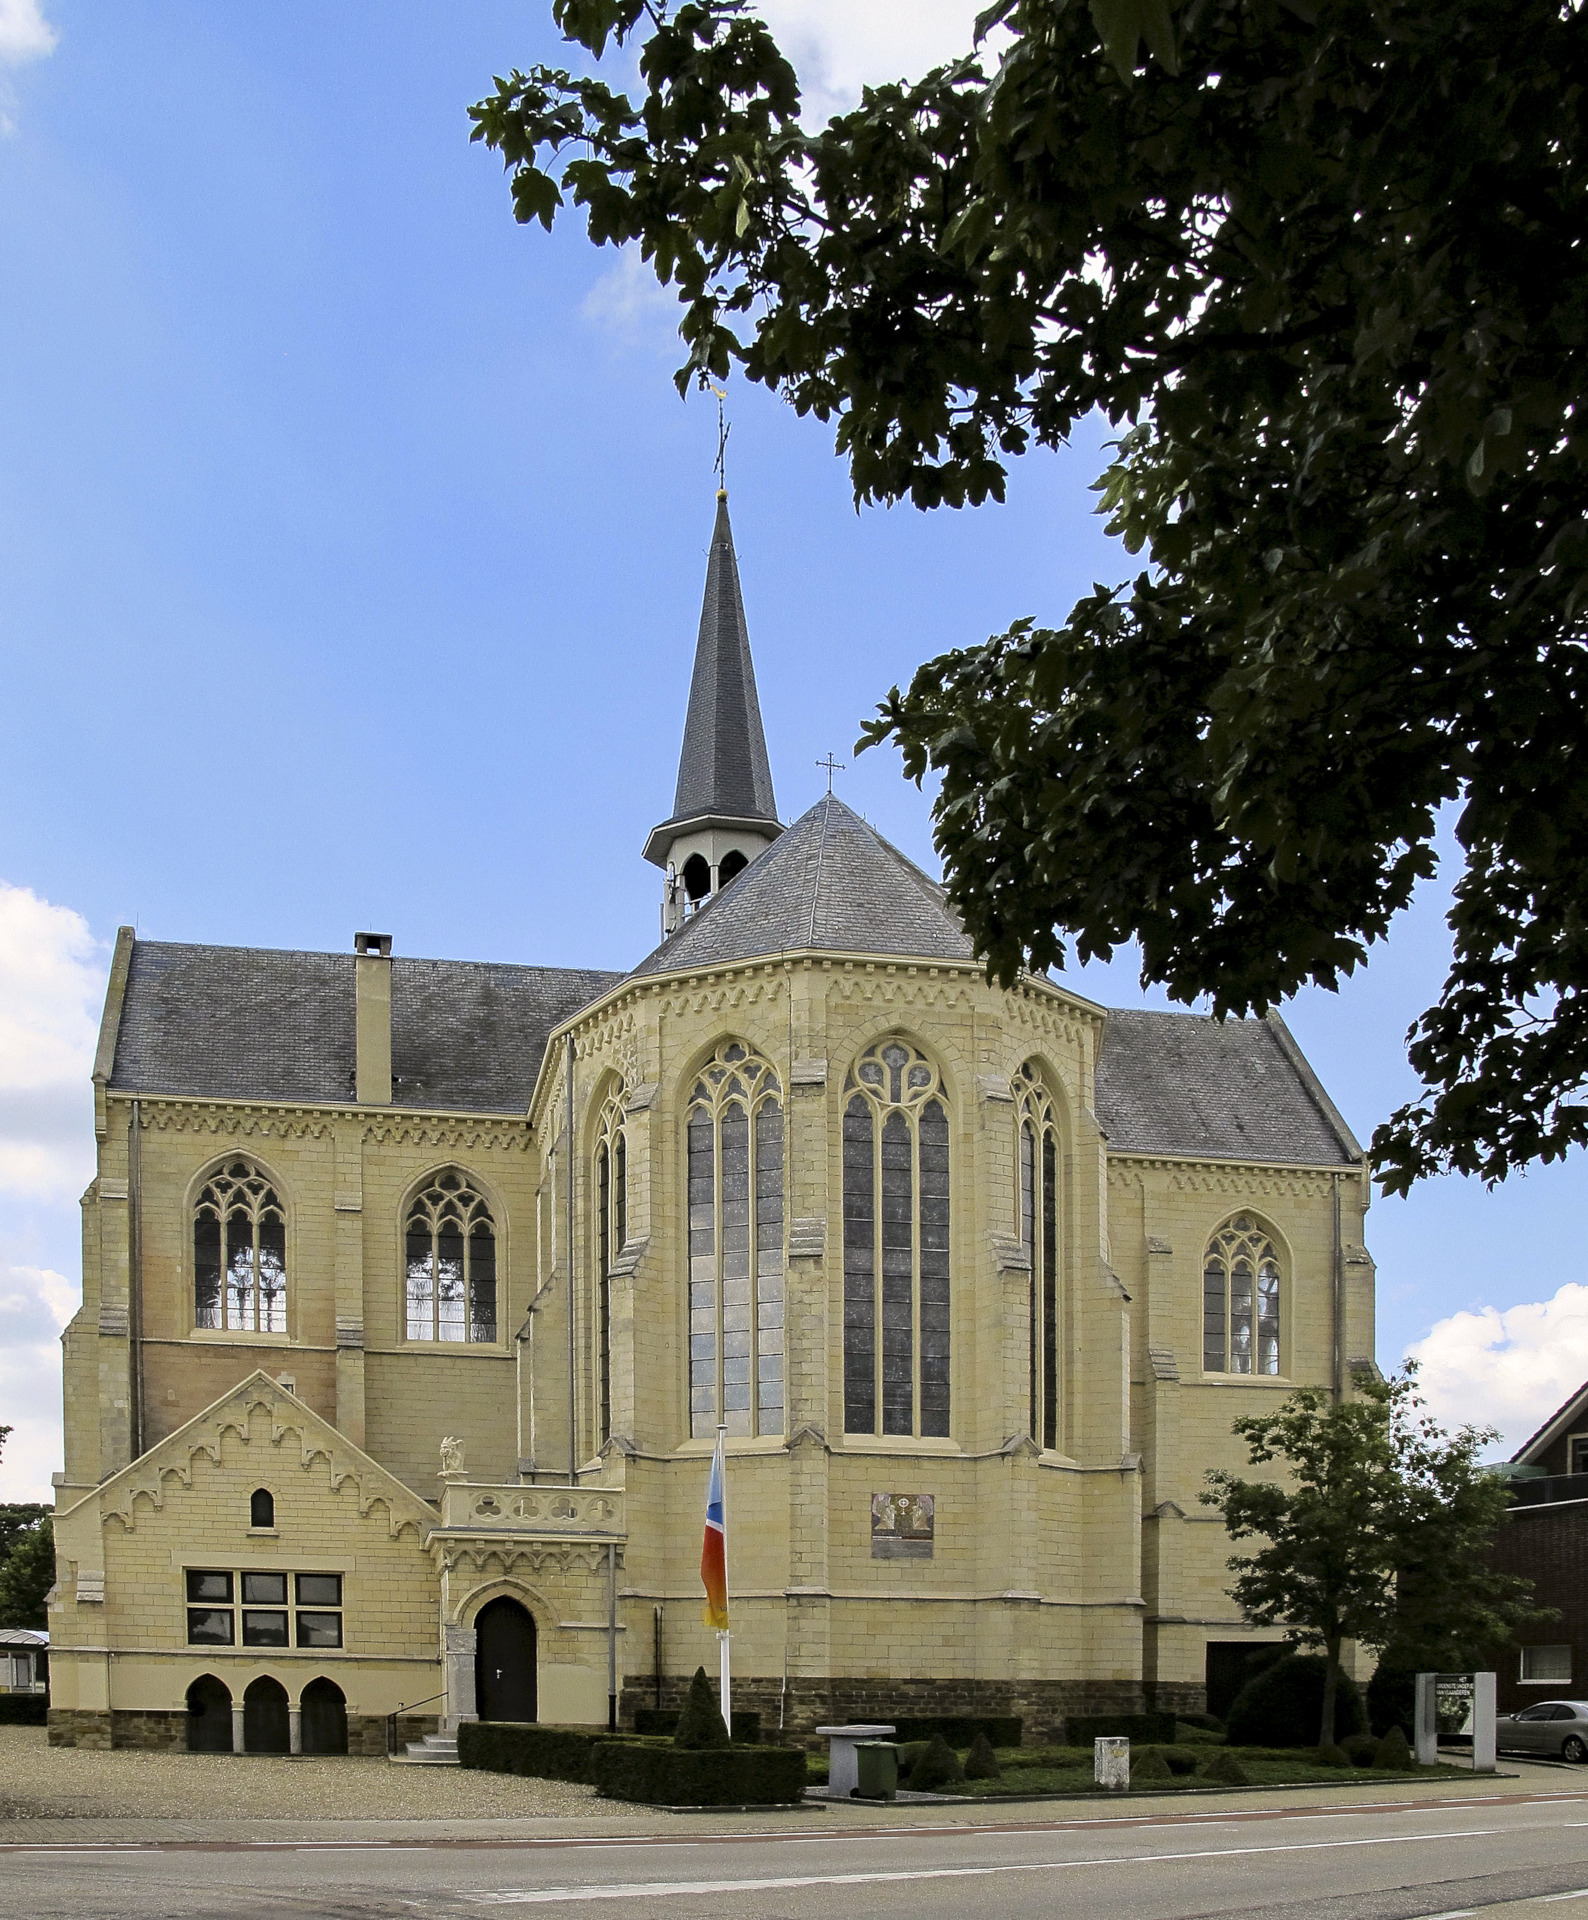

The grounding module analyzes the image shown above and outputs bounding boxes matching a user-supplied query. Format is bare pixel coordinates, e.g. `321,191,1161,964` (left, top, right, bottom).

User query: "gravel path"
0,1726,600,1821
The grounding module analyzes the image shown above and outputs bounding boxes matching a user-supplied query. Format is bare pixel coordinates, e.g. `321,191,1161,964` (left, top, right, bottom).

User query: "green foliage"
1204,1370,1536,1745
1367,1662,1418,1740
477,0,1588,1192
1373,1725,1415,1770
1315,1742,1351,1769
1157,1747,1200,1776
0,1503,48,1568
0,1519,53,1631
890,1715,1022,1746
963,1732,1001,1780
1200,1749,1251,1787
0,1696,47,1726
1226,1654,1366,1749
1342,1733,1379,1768
591,1740,806,1806
907,1731,966,1790
1132,1746,1173,1781
1066,1713,1176,1746
457,1720,655,1781
673,1665,729,1749
634,1706,760,1742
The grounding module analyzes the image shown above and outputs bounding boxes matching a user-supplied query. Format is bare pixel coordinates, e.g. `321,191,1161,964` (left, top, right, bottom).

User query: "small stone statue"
439,1435,466,1479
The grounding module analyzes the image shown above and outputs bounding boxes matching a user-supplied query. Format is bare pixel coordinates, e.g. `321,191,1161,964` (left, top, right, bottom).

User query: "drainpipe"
566,1032,578,1487
607,1540,618,1733
1331,1174,1344,1401
129,1099,145,1458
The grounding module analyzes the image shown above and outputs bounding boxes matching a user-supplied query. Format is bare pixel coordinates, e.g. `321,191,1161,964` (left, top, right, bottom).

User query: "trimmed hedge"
634,1708,762,1744
1066,1714,1176,1746
458,1721,657,1782
890,1716,1022,1747
0,1695,47,1726
591,1740,807,1806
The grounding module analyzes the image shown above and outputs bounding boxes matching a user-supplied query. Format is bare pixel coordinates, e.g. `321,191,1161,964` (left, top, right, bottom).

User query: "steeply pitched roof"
630,792,976,976
1511,1379,1588,1465
108,940,620,1113
1095,1008,1361,1165
644,493,779,863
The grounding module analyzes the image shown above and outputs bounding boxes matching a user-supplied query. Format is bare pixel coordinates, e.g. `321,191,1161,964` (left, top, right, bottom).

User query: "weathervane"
711,382,730,492
817,752,845,792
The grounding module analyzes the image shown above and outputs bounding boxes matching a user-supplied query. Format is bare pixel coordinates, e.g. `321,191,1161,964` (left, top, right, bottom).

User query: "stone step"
397,1732,460,1766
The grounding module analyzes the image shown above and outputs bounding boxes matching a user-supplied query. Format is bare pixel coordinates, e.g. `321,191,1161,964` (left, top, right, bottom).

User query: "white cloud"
1406,1282,1588,1458
582,242,681,346
0,881,108,1204
0,1260,75,1503
757,1,993,116
0,0,54,65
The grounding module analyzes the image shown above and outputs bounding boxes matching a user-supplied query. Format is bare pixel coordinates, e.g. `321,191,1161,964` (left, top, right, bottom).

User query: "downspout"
1331,1173,1344,1401
607,1539,618,1732
129,1099,145,1458
567,1032,578,1487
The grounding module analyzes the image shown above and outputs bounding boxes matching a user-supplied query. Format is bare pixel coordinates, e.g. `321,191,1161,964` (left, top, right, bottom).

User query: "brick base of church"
619,1675,1195,1744
46,1708,434,1754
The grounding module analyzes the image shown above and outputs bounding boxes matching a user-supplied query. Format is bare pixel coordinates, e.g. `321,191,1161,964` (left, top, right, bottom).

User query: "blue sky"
1,1,1584,1498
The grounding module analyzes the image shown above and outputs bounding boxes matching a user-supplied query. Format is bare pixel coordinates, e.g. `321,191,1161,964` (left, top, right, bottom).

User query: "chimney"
354,932,392,1105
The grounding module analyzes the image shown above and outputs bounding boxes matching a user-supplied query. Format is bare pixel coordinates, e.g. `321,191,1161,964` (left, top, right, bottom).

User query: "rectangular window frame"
1520,1644,1573,1684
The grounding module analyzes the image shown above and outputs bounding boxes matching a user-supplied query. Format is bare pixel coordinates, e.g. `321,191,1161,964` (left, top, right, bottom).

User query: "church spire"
644,491,783,938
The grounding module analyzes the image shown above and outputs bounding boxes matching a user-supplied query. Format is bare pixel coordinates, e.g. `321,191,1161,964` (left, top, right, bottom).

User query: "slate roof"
644,493,779,862
1095,1008,1361,1165
108,941,621,1113
630,793,977,976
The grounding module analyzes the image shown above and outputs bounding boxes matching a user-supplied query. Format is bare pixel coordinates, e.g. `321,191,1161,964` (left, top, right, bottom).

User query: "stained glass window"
1203,1215,1282,1374
193,1162,287,1334
405,1172,497,1343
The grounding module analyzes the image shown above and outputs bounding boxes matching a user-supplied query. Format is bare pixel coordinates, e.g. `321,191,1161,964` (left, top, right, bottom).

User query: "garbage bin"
852,1740,899,1800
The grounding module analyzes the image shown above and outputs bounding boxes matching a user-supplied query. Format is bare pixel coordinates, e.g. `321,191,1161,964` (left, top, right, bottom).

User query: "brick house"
1492,1381,1588,1713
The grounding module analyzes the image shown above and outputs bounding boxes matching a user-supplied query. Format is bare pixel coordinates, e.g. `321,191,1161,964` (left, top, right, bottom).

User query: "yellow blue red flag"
700,1432,728,1630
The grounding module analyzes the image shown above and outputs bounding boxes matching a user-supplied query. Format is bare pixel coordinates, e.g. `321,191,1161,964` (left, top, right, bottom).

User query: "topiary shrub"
1175,1711,1226,1736
895,1740,930,1776
908,1731,966,1791
963,1732,1001,1780
1200,1749,1251,1786
1373,1725,1415,1770
1367,1662,1417,1740
1342,1734,1378,1768
1160,1747,1199,1776
1315,1743,1351,1768
1225,1653,1366,1748
1133,1748,1173,1782
635,1707,761,1743
1066,1713,1177,1746
673,1667,729,1750
592,1741,806,1807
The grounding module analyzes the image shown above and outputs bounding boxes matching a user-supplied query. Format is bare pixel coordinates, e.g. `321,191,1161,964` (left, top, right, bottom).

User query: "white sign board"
1094,1736,1130,1791
1416,1672,1496,1771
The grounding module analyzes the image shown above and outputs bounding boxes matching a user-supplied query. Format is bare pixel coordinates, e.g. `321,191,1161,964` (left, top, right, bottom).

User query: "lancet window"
1014,1062,1061,1450
595,1091,627,1446
1202,1215,1281,1375
686,1041,784,1439
194,1161,287,1333
842,1038,951,1438
404,1172,497,1344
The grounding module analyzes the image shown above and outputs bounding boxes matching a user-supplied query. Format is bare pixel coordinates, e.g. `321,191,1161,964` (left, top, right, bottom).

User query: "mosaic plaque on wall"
871,1492,934,1559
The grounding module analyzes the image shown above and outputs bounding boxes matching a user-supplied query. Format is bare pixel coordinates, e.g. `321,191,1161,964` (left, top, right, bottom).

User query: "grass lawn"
952,1745,1480,1796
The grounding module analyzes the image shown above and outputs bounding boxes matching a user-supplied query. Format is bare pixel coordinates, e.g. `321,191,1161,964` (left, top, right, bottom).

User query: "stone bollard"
1095,1736,1129,1791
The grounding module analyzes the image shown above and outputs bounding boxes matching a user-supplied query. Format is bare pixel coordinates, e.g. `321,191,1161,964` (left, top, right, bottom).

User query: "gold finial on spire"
711,382,730,498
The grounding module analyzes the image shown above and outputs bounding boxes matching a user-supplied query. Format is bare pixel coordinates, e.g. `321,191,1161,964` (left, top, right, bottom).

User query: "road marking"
1418,1910,1476,1918
1541,1895,1588,1904
461,1826,1502,1905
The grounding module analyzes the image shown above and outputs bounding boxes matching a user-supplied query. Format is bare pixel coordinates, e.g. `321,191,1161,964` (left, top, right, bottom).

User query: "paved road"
5,1789,1588,1920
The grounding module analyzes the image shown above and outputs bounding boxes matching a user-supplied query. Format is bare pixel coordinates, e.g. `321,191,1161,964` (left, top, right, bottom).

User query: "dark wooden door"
475,1597,537,1723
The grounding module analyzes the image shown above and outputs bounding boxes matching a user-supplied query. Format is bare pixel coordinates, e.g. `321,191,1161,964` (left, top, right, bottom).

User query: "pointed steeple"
645,492,783,937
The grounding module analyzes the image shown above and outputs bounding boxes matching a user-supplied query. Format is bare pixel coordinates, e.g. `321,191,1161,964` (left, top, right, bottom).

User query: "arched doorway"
243,1675,290,1753
186,1674,232,1752
300,1676,348,1755
474,1596,537,1723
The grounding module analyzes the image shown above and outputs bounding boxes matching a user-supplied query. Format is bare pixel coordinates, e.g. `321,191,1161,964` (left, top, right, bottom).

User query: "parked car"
1494,1701,1588,1761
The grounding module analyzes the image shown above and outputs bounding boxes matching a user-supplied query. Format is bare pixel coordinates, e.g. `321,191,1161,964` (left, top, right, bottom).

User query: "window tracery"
686,1040,784,1438
1014,1061,1061,1450
405,1171,497,1344
1202,1214,1281,1374
842,1038,951,1438
594,1090,627,1446
194,1161,287,1333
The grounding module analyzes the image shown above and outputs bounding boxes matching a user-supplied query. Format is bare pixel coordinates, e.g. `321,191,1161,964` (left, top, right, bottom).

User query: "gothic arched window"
842,1038,951,1438
1203,1215,1282,1375
686,1041,784,1439
595,1091,627,1445
194,1161,287,1333
405,1172,497,1344
1014,1061,1060,1450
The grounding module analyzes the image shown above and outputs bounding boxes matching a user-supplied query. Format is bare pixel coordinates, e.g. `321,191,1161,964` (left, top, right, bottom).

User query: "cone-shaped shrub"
1201,1749,1251,1786
908,1731,966,1790
1342,1734,1378,1768
673,1667,729,1749
1373,1725,1414,1769
1133,1747,1173,1781
1315,1743,1351,1768
963,1732,1001,1780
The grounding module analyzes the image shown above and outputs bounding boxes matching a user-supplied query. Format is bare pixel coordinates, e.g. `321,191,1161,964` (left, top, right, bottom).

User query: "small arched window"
595,1091,627,1446
405,1172,497,1343
194,1161,287,1333
1203,1215,1282,1375
718,849,749,886
842,1038,951,1438
686,1040,784,1438
249,1488,275,1530
1013,1061,1060,1451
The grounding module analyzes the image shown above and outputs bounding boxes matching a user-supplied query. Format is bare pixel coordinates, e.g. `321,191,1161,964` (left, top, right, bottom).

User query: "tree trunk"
1319,1638,1342,1749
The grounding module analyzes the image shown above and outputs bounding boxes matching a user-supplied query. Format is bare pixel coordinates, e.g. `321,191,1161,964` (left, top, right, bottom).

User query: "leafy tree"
1202,1371,1535,1747
0,1519,54,1631
472,0,1588,1192
0,1504,50,1569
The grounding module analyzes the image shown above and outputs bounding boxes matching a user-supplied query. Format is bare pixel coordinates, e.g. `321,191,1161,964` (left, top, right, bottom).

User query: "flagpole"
717,1422,731,1736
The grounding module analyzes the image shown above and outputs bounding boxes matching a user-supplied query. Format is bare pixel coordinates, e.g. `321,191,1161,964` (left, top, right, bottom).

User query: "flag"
700,1432,729,1630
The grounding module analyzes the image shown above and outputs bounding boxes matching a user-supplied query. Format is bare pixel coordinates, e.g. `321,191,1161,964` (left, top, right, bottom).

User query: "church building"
47,493,1377,1754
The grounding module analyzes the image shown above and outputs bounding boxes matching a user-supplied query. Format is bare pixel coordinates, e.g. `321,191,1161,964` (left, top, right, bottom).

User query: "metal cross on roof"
817,753,845,792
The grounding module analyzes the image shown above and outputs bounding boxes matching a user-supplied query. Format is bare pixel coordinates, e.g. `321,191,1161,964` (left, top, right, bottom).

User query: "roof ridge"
127,936,622,980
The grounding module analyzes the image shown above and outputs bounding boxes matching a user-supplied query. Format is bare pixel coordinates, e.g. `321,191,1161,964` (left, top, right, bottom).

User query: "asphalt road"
5,1789,1588,1920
